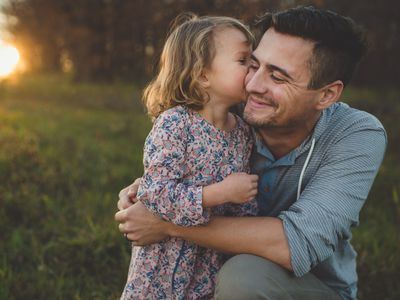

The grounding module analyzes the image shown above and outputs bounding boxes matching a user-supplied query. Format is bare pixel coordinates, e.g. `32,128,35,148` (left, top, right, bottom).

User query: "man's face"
243,28,322,129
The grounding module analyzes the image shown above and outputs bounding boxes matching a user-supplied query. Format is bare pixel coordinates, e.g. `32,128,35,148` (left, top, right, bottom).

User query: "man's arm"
115,200,292,271
278,125,387,277
169,213,292,270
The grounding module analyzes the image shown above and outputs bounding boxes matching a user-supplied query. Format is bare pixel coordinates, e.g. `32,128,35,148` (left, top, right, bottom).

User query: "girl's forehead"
213,26,250,44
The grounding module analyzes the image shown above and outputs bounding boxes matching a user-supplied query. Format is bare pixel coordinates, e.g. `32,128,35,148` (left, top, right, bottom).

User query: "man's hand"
115,201,169,245
117,178,141,210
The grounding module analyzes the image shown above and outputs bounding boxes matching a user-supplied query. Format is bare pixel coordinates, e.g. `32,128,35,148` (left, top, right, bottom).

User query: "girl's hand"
220,172,258,204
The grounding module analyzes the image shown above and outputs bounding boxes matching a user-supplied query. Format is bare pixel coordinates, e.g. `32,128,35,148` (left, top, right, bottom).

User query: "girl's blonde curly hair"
143,13,254,119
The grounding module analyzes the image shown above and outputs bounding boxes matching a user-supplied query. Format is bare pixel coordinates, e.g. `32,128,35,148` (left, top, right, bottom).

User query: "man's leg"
215,254,341,300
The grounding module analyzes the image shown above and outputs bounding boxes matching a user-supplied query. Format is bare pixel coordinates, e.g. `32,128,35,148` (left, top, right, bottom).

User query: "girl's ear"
198,69,211,88
316,80,344,110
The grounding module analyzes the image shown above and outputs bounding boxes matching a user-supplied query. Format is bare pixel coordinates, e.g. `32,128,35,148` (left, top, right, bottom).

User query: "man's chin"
243,112,275,128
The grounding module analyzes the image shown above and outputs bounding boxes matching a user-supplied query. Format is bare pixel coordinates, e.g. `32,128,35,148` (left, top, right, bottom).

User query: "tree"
2,0,398,86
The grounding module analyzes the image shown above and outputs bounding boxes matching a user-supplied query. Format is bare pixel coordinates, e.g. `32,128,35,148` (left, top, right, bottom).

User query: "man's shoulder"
327,102,385,132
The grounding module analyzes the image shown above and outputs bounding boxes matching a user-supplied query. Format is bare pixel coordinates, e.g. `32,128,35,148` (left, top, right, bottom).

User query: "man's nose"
245,69,270,95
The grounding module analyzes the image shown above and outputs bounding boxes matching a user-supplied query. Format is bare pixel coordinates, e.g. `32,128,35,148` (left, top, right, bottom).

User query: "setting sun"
0,43,20,77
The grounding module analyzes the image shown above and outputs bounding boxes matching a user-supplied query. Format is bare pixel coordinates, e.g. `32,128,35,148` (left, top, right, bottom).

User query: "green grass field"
0,74,399,299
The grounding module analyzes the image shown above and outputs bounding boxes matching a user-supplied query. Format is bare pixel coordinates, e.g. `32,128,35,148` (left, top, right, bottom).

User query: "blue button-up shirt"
250,102,387,299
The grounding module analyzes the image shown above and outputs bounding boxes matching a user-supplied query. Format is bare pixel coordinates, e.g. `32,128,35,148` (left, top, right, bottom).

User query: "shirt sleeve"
137,109,210,227
278,125,387,277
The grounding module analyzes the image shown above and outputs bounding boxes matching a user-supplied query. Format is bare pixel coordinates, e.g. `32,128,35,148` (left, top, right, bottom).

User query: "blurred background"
0,0,398,299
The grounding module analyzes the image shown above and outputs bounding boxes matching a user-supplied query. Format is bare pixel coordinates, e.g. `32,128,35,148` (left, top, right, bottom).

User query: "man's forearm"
166,216,292,271
116,201,292,271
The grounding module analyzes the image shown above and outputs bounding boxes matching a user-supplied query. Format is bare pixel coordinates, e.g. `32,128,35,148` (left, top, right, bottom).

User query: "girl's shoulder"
153,105,191,131
233,114,251,134
157,105,190,120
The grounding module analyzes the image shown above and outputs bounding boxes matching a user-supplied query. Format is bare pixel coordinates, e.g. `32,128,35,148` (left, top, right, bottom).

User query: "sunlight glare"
0,44,20,77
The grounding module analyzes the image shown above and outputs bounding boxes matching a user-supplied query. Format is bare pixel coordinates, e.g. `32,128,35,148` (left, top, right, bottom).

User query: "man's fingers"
118,222,125,233
127,178,141,200
118,221,133,236
117,185,132,210
117,199,125,210
115,209,127,223
118,186,129,198
127,185,137,197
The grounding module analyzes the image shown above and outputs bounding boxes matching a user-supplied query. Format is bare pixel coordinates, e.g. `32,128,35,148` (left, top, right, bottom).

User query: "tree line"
1,0,399,86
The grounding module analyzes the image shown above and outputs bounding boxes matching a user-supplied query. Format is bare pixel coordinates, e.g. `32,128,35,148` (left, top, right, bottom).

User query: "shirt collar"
252,103,336,165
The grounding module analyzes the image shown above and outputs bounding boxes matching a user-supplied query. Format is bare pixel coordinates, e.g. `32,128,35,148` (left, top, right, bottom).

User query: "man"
115,6,386,299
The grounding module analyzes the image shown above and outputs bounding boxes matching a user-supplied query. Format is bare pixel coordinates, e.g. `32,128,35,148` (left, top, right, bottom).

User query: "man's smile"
247,95,277,110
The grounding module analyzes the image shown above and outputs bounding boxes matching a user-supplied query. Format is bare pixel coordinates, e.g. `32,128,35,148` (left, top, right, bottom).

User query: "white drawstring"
297,138,316,201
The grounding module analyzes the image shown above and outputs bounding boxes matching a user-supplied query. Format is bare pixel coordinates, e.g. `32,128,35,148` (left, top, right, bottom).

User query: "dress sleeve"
214,120,258,218
217,200,258,217
278,125,387,277
137,109,210,227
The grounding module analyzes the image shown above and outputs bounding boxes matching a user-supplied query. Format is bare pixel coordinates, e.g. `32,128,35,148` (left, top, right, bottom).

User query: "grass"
0,74,399,299
0,74,151,299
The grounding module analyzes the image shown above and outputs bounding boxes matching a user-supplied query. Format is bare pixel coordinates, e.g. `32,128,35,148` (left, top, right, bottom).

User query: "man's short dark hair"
254,6,368,89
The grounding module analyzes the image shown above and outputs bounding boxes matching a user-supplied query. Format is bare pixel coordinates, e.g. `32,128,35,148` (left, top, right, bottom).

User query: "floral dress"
121,105,257,300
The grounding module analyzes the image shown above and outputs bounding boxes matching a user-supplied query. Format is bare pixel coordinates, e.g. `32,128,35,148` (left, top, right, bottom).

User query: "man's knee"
215,254,289,300
215,254,341,300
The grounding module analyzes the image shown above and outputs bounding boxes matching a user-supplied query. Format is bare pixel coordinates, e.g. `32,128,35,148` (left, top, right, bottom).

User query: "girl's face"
203,27,251,106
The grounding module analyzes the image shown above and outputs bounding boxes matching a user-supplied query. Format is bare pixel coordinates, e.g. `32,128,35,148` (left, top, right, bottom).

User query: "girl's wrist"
202,182,227,207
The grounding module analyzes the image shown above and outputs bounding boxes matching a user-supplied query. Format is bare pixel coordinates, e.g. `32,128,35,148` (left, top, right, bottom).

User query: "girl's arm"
140,109,258,226
138,109,208,227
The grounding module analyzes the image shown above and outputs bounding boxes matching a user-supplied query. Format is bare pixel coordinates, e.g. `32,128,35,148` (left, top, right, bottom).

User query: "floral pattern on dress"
121,105,258,300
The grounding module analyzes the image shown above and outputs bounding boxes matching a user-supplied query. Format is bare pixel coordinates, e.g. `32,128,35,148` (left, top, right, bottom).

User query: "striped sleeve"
278,126,387,277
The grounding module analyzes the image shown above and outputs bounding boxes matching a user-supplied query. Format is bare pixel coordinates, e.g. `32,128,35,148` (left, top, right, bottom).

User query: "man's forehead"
253,28,314,76
255,28,314,55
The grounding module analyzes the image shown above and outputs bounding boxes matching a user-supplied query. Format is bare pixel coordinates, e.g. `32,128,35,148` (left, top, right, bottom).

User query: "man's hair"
143,13,254,119
254,6,368,89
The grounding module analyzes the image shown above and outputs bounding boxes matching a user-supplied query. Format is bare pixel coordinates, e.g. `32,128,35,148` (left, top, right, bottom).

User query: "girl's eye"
249,62,259,70
239,57,250,65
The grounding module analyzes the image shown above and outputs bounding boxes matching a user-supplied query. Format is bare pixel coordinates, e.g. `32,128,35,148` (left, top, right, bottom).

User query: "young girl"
121,14,258,299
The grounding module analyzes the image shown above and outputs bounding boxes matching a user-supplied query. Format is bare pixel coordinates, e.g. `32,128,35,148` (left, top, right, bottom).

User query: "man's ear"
316,80,344,110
